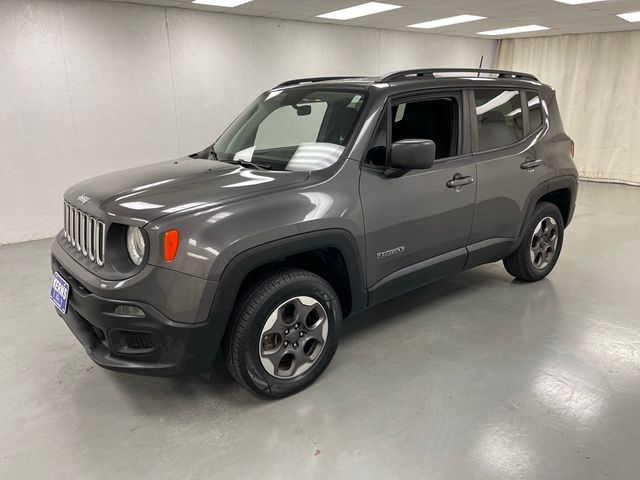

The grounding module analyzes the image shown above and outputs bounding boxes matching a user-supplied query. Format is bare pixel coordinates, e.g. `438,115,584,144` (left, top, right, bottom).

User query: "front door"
360,91,476,303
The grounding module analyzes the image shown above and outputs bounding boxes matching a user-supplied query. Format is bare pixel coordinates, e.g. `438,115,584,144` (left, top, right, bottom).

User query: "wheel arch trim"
513,175,577,250
546,175,578,227
205,229,367,356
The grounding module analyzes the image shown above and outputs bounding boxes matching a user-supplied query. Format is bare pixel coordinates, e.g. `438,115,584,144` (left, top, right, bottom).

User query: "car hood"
64,157,309,224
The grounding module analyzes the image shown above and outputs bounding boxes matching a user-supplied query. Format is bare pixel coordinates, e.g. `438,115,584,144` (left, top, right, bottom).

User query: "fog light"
115,305,145,317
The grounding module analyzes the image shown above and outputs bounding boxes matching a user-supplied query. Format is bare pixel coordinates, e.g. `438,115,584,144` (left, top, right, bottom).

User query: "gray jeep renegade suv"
50,68,578,397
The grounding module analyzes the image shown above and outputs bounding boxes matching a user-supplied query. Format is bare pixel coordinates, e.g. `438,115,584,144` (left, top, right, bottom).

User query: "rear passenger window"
474,90,523,151
526,91,543,131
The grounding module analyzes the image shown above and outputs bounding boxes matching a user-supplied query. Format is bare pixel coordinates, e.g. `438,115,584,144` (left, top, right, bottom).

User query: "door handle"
521,158,543,170
446,174,475,189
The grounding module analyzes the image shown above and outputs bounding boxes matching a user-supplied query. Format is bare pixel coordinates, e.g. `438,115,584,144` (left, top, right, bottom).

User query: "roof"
275,68,542,91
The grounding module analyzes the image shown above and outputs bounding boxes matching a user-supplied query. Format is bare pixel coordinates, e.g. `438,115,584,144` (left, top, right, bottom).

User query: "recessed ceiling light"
617,11,640,22
408,14,487,29
317,2,402,20
191,0,253,7
554,0,605,4
477,25,550,36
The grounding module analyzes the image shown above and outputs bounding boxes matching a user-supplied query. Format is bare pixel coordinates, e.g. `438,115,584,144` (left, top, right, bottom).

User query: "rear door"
359,90,476,303
467,87,554,266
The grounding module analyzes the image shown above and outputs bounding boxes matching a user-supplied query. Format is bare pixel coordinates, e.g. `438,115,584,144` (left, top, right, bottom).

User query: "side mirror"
389,139,436,171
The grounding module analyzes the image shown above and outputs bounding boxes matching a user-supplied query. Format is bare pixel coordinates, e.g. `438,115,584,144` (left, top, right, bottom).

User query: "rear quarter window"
526,90,544,131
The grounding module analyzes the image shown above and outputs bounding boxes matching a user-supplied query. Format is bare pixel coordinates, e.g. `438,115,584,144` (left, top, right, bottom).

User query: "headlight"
126,226,146,266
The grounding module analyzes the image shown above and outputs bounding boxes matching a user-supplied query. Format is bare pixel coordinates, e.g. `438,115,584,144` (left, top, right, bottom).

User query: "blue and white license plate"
50,272,70,314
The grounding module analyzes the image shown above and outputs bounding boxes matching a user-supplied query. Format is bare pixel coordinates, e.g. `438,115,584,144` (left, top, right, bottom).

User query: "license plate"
50,272,70,314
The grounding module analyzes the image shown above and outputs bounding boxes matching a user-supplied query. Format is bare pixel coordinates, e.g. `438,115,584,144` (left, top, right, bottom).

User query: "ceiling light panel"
408,15,487,29
192,0,253,7
554,0,605,4
477,25,549,36
617,11,640,22
317,2,402,20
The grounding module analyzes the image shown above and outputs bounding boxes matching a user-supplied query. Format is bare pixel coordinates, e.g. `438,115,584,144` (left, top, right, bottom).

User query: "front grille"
63,202,106,266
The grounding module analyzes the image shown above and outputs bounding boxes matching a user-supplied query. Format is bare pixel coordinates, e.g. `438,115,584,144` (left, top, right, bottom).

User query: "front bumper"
52,242,222,376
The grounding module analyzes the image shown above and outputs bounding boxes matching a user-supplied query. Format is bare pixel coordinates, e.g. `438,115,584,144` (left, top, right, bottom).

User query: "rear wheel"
223,269,342,398
503,202,564,282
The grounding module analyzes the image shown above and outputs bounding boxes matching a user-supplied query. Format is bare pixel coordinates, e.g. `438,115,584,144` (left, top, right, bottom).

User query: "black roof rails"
276,76,362,88
379,68,539,83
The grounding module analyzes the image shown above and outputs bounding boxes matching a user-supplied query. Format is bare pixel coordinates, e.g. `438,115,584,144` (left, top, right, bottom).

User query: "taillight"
570,142,575,159
163,229,179,261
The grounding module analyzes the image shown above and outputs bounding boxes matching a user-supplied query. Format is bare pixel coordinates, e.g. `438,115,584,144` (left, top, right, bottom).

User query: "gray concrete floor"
1,182,639,479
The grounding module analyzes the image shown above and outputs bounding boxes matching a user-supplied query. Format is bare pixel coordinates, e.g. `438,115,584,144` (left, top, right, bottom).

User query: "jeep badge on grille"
77,194,90,205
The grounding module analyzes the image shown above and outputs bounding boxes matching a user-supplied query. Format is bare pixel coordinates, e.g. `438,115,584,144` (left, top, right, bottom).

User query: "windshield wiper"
222,159,272,170
208,145,271,170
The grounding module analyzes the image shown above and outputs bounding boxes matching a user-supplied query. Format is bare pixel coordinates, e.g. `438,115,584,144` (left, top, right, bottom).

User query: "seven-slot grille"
63,202,106,266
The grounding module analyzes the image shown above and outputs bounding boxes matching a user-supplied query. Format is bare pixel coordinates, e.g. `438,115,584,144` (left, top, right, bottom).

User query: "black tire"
503,202,564,282
222,268,342,398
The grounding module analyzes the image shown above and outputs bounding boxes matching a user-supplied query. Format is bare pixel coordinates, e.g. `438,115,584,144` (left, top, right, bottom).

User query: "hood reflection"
222,168,275,188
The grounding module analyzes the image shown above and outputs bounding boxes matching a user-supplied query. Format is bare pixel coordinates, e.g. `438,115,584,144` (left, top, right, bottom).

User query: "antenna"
477,55,484,77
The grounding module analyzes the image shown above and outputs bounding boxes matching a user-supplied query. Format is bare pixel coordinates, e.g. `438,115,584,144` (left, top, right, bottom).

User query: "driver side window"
365,96,459,167
392,98,458,159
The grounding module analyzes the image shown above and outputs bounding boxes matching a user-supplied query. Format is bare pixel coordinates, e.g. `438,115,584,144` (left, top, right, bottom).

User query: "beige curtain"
496,31,640,185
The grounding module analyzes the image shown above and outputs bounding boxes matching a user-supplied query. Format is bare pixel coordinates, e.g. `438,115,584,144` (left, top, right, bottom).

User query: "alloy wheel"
259,296,329,379
530,216,559,270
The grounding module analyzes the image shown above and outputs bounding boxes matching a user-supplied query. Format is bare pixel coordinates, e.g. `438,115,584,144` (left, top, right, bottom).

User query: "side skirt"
464,237,514,270
367,247,467,307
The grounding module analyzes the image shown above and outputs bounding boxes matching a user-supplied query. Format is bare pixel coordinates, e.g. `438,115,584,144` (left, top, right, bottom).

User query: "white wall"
0,0,496,245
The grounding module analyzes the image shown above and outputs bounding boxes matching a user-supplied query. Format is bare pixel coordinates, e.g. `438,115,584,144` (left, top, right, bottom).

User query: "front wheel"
223,269,342,398
503,202,565,282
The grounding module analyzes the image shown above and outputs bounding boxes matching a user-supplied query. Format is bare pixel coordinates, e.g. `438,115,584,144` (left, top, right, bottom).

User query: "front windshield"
213,89,367,172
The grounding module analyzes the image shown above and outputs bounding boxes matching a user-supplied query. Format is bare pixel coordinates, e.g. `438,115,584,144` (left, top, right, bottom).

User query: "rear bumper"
51,245,222,376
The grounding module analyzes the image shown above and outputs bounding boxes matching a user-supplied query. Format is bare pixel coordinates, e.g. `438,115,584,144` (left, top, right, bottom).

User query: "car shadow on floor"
341,263,537,343
98,263,555,411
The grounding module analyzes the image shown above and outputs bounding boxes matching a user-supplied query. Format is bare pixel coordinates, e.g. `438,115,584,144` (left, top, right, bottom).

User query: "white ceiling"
105,0,640,38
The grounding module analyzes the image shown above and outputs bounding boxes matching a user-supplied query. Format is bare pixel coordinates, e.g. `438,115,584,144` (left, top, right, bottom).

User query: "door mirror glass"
390,139,436,170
